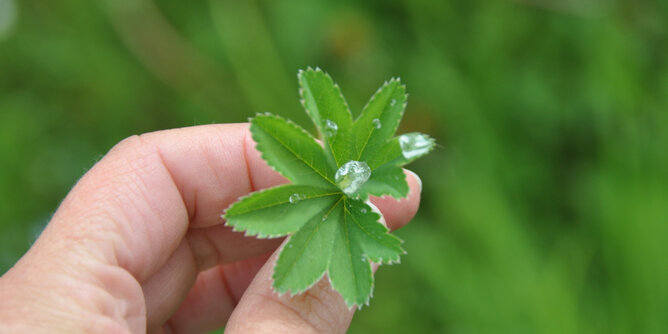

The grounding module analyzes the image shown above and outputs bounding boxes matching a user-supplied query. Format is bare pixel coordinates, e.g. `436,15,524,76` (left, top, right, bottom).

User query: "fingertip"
405,169,422,193
225,250,354,334
369,169,422,231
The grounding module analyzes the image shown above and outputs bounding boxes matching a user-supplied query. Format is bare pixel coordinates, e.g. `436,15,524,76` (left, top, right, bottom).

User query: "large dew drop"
399,133,433,159
335,161,371,196
323,119,338,137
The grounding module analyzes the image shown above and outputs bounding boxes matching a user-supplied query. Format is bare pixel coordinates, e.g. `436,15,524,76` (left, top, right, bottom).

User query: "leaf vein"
229,192,341,215
277,198,343,286
258,122,336,184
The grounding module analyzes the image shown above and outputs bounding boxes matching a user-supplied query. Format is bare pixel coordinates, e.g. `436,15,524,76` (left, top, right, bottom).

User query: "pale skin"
0,124,422,333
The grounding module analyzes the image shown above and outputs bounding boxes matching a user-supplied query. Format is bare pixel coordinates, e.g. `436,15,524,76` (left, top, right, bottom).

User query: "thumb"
224,249,355,334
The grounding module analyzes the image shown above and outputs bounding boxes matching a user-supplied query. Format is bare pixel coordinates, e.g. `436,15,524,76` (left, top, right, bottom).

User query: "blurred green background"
1,0,667,332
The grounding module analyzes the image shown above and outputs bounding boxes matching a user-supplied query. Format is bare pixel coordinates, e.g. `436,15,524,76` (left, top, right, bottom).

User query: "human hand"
0,124,421,333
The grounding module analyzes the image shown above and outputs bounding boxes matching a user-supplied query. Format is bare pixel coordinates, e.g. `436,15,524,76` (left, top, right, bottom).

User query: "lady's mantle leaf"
349,79,411,199
273,198,343,294
329,205,374,308
299,67,353,167
363,133,436,173
353,78,407,167
355,164,409,200
224,68,434,308
329,199,405,307
225,185,340,238
343,199,404,265
272,198,405,304
252,113,337,188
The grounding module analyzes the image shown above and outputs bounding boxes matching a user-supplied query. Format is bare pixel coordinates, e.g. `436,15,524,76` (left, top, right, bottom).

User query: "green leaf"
358,139,402,171
224,68,434,308
353,78,406,165
344,199,405,264
364,132,436,169
356,165,409,199
273,198,343,294
298,67,353,167
328,201,374,308
328,199,405,307
251,114,337,188
224,185,341,238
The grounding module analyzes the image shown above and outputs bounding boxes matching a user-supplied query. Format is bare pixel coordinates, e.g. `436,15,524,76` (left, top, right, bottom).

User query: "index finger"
41,123,282,282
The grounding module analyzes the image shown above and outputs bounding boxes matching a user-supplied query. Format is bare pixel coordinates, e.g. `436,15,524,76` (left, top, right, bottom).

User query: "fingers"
224,249,355,333
8,124,286,332
185,224,283,271
141,241,196,331
37,124,284,283
160,253,271,333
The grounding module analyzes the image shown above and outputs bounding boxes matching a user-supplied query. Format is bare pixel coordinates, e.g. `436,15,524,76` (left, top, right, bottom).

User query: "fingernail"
406,170,422,193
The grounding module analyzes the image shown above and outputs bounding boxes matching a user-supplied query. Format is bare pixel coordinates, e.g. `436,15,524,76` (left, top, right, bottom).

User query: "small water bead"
398,133,433,159
288,193,303,204
372,118,382,129
389,99,397,107
335,160,371,196
360,207,368,214
323,119,338,137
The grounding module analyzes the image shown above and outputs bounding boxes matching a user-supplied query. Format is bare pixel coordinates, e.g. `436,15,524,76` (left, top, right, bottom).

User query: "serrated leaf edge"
347,201,406,264
354,78,407,161
298,67,353,167
355,166,410,200
329,199,375,309
355,77,406,123
298,67,353,128
222,185,341,239
272,198,343,296
251,113,338,186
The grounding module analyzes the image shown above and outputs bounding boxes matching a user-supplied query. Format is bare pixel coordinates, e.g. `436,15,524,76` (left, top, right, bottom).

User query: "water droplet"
389,99,397,107
289,193,302,204
372,118,382,129
361,255,367,262
360,207,367,214
335,161,371,196
288,244,293,248
323,119,338,137
399,133,433,159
